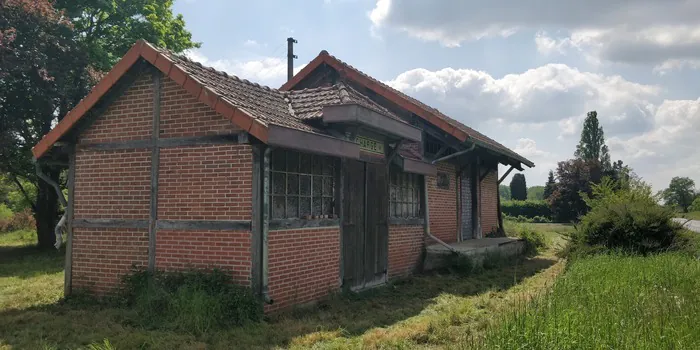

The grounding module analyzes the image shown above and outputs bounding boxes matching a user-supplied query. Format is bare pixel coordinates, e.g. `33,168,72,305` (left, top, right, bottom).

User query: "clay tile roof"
32,40,415,159
155,47,321,134
285,82,405,122
281,51,534,168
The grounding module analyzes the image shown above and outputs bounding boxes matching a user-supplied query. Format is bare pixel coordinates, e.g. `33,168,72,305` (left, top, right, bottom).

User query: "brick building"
33,41,533,312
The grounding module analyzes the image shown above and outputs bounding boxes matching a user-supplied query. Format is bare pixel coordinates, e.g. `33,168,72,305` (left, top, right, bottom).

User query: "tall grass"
481,252,700,349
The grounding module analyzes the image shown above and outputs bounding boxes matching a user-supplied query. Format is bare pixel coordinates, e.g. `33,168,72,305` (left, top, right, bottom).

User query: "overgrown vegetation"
0,227,562,349
568,178,679,255
479,253,700,349
506,222,549,256
116,268,262,335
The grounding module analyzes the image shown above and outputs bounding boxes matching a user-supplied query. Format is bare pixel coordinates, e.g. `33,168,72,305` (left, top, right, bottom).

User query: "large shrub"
120,268,262,334
501,200,551,219
572,178,678,254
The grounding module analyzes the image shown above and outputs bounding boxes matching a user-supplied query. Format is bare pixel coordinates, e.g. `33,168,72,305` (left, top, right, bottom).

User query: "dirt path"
673,218,700,233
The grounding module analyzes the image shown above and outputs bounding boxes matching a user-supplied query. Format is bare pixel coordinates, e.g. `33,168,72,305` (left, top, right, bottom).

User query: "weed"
119,268,262,335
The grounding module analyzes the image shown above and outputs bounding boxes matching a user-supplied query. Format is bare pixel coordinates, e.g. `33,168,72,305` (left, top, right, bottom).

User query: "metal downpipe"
35,162,68,249
261,147,274,304
423,175,458,253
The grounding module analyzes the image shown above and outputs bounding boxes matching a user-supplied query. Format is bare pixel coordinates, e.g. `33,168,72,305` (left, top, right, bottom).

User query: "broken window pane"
272,172,286,195
322,197,333,215
312,176,323,197
323,177,333,196
300,197,311,217
312,196,323,216
287,174,299,195
299,175,311,195
272,195,286,219
286,196,298,218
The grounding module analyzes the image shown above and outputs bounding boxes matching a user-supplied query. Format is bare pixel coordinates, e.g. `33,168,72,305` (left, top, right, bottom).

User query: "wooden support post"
251,146,261,295
498,166,515,184
64,145,76,296
148,72,161,272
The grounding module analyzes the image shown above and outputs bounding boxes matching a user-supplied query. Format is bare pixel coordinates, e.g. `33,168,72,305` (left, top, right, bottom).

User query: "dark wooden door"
460,172,473,240
342,160,388,290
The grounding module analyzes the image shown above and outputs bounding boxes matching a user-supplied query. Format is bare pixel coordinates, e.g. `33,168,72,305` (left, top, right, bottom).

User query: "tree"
543,170,556,199
527,186,545,200
575,111,612,170
0,0,199,248
499,184,511,200
548,159,603,222
661,177,696,212
510,173,527,200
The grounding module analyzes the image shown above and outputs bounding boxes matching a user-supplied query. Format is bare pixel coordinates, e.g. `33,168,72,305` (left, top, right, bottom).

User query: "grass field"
481,252,700,349
680,211,700,220
0,227,562,349
1,223,698,349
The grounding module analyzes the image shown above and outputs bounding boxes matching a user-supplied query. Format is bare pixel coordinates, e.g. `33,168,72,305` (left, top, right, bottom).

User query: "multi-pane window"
270,149,335,219
389,170,422,218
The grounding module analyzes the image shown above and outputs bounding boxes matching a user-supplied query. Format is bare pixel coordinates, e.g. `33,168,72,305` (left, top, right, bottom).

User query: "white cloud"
514,138,550,158
608,98,700,189
385,63,659,130
370,0,700,72
385,62,700,190
184,49,305,87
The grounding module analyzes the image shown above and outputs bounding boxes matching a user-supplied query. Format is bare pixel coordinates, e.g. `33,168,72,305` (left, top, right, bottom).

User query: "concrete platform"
424,237,525,271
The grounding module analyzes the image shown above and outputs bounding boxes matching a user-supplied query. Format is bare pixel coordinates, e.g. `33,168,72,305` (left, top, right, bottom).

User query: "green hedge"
501,200,552,219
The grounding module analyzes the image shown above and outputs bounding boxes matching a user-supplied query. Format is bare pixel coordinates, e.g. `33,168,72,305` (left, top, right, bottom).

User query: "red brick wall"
71,70,252,295
159,77,240,138
74,149,151,219
388,224,423,278
71,227,148,294
427,162,458,243
79,74,153,144
266,227,340,312
155,230,251,285
158,144,252,221
480,166,499,234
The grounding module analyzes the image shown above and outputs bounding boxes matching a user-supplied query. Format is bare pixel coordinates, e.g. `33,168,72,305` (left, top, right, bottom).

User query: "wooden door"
342,160,388,290
460,172,473,240
364,162,389,288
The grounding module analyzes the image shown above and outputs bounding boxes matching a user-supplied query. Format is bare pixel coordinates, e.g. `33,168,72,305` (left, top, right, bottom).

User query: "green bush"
507,223,548,256
120,268,262,334
503,214,552,224
688,197,700,212
0,204,12,232
572,178,679,254
501,200,552,220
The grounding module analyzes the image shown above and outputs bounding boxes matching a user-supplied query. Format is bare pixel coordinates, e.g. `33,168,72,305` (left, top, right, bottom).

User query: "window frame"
269,149,336,221
389,168,424,220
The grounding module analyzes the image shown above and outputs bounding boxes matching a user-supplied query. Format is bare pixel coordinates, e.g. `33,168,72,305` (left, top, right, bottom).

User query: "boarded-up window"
270,150,335,219
389,169,421,218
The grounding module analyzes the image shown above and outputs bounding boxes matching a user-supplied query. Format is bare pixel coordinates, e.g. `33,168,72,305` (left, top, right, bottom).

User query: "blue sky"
174,0,700,191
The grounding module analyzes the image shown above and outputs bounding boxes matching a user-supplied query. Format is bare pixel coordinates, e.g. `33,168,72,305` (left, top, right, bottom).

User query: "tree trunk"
35,166,60,249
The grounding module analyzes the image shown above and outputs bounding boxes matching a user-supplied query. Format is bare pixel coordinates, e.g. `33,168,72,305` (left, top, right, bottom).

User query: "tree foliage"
0,0,198,248
499,184,511,200
548,159,603,222
527,186,545,200
575,111,612,170
510,173,527,201
543,170,556,200
661,177,696,212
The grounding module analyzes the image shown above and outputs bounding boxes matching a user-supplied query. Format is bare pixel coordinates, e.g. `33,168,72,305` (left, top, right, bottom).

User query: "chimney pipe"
287,37,297,82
